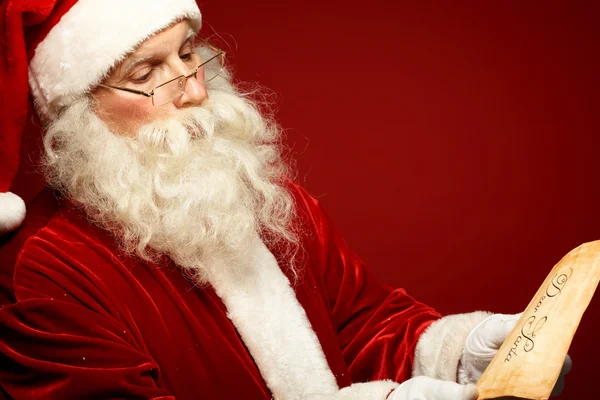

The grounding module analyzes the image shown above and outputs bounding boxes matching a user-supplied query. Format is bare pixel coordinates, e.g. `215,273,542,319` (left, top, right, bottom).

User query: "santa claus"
0,1,570,399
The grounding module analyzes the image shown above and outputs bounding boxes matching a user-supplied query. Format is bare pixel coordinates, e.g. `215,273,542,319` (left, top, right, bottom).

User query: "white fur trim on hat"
0,192,26,234
29,0,201,119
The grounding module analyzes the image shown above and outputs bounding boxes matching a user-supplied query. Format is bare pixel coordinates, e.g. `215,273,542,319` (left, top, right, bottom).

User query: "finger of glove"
551,375,565,397
549,355,572,397
550,354,573,397
465,313,521,356
391,376,477,400
560,354,572,376
429,380,478,400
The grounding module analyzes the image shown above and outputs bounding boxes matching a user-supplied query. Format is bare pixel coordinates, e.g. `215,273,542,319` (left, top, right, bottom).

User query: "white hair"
43,76,300,284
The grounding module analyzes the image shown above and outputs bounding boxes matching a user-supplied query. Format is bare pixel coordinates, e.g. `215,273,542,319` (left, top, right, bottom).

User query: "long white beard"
43,81,299,284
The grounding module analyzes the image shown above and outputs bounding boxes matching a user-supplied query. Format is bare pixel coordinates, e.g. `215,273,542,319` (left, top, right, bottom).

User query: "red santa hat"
0,0,202,234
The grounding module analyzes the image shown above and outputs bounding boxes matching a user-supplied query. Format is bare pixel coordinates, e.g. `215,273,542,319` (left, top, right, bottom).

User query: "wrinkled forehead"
110,20,198,79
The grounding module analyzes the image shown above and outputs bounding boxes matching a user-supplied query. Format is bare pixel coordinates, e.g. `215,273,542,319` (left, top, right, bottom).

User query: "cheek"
94,93,158,136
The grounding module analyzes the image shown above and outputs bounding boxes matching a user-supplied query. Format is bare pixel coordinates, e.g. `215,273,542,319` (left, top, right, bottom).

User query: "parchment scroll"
476,240,600,400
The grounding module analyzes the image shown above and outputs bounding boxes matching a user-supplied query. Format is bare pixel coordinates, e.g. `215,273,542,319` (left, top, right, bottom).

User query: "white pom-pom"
0,192,26,234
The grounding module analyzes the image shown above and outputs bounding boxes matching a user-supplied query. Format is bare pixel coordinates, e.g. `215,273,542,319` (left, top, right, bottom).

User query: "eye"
131,69,154,83
179,52,193,61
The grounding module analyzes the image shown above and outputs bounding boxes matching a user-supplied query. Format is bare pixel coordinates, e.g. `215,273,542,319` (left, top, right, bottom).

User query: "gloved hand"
387,376,477,400
459,313,572,396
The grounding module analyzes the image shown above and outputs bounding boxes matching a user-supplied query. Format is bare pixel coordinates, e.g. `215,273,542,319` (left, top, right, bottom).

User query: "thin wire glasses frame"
98,38,227,106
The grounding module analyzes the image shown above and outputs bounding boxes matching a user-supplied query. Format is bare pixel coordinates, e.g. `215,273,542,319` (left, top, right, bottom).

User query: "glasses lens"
200,54,226,83
153,76,186,106
193,39,226,83
150,39,227,106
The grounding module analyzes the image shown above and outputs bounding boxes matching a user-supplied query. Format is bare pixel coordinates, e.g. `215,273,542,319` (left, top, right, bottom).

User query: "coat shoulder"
0,188,63,304
2,188,136,305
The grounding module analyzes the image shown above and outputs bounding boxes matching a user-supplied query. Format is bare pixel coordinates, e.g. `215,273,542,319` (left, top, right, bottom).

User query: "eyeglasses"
98,38,227,106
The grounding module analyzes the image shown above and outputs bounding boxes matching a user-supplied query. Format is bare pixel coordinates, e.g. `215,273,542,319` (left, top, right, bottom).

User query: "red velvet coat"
0,182,440,399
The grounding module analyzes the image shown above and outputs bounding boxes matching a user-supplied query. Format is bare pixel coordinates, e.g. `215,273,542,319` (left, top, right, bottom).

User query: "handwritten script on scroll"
476,241,600,400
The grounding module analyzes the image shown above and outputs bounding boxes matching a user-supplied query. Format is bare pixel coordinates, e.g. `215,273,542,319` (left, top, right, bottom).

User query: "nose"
173,70,208,108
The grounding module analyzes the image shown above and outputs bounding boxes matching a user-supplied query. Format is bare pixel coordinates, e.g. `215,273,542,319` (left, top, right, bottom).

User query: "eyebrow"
122,55,155,76
121,28,197,76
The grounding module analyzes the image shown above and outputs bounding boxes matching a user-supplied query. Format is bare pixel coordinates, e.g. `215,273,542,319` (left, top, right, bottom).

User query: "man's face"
43,28,297,282
91,20,208,136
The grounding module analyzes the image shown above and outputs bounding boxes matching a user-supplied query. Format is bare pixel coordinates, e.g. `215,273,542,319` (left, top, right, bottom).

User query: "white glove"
388,376,477,400
459,313,572,396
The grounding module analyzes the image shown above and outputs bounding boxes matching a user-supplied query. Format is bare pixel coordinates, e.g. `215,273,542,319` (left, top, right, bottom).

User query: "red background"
200,1,599,398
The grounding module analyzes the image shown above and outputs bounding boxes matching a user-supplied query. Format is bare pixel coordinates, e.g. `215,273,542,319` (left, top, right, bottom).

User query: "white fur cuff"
412,311,492,382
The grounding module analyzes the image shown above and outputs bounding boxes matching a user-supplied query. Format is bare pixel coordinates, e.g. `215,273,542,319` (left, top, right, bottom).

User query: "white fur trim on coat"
207,233,339,400
0,192,26,234
29,0,201,119
412,311,492,382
